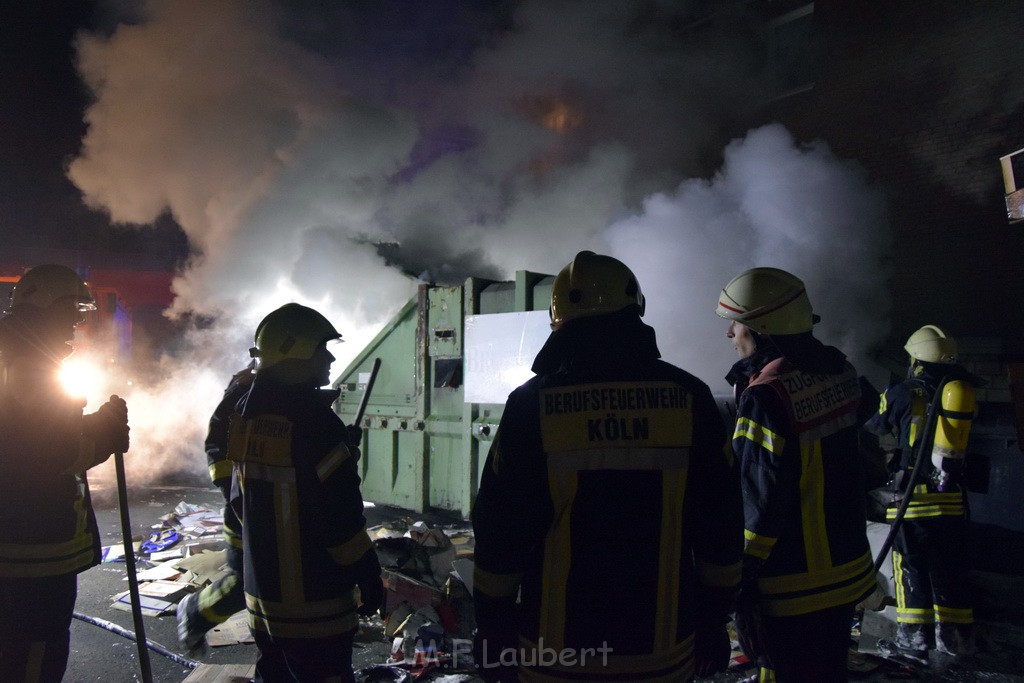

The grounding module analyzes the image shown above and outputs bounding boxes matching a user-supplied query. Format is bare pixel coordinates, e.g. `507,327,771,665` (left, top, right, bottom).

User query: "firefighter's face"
726,321,757,359
311,343,335,387
43,299,84,345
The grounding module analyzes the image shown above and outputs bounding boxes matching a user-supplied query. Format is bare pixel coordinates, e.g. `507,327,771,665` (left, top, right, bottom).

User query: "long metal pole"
114,451,154,683
353,357,382,426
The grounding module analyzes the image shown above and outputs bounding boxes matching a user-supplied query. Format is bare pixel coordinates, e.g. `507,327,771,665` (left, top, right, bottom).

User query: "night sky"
0,2,186,264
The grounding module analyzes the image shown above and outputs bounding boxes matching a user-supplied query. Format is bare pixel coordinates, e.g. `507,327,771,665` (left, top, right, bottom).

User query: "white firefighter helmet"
905,324,958,364
716,267,815,335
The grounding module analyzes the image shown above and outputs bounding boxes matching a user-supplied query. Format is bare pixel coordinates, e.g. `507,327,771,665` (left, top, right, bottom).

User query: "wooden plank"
182,663,256,682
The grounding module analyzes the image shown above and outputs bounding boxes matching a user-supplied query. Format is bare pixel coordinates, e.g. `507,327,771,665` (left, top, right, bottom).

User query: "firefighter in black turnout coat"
177,362,254,650
228,303,382,682
715,267,876,682
472,251,744,682
0,264,130,683
865,325,980,657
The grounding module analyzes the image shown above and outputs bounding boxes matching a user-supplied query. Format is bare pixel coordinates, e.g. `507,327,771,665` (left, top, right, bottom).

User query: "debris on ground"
368,517,479,680
100,502,485,672
95,498,1024,682
102,501,241,636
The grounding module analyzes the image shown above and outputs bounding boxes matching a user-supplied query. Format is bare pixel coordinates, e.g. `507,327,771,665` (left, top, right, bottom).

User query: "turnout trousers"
253,628,357,682
0,573,78,683
893,516,973,651
180,545,246,640
758,602,856,682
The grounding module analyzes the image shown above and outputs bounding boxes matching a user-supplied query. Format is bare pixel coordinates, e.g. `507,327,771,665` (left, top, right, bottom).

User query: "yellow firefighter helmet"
549,251,645,329
250,303,342,369
905,324,958,364
716,267,815,335
9,264,96,313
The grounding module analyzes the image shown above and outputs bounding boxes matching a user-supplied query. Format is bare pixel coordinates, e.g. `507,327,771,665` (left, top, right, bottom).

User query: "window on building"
768,3,814,100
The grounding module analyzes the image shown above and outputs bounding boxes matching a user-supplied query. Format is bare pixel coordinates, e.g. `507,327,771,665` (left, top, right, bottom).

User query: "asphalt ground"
62,477,1024,682
64,478,420,683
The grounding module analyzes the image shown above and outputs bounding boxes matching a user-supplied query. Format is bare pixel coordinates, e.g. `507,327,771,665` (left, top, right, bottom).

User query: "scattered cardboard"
150,546,185,563
134,562,183,582
369,525,406,541
137,579,191,602
174,549,228,574
101,538,143,563
111,590,176,617
857,606,898,654
451,558,474,595
206,610,253,647
185,539,225,557
100,544,126,563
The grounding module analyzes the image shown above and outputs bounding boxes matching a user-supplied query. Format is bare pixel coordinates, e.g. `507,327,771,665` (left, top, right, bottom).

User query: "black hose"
872,375,949,573
72,611,200,669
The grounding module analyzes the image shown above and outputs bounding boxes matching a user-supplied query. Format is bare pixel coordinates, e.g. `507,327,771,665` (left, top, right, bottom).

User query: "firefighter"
716,267,876,682
0,264,130,682
471,251,743,682
176,362,255,651
865,325,980,656
228,303,382,682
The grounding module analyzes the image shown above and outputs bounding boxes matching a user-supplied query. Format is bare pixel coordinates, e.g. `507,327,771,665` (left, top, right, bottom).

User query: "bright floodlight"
59,359,102,399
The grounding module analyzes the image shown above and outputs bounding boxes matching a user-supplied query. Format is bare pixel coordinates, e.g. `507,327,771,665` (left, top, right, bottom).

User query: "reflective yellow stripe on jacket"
885,485,965,521
209,458,232,483
0,496,96,577
245,593,359,638
757,550,876,617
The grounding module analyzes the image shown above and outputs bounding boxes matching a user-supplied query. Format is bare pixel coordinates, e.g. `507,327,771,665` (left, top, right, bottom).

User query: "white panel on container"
464,310,551,404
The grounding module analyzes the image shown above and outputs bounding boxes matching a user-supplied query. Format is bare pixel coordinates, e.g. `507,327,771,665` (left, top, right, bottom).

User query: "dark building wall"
741,1,1024,531
760,1,1024,355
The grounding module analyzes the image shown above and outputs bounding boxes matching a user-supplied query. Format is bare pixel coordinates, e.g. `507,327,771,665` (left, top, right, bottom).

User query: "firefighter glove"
354,550,384,617
215,478,232,502
83,394,130,461
345,424,363,446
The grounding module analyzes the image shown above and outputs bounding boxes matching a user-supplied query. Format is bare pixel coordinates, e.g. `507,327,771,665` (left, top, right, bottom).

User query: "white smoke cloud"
69,0,422,482
67,0,892,482
607,123,892,392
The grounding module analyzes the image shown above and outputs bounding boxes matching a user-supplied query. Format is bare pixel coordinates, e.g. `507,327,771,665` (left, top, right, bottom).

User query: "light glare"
59,360,103,400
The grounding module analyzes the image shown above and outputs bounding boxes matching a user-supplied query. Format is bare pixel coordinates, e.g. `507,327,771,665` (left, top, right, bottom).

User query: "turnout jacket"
207,366,254,552
207,366,255,499
472,314,743,682
732,339,875,617
865,363,978,522
228,373,374,639
0,345,103,579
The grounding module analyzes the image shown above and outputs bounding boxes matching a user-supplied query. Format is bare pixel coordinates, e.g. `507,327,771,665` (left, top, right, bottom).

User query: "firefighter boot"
176,593,208,654
894,622,933,656
936,622,976,657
